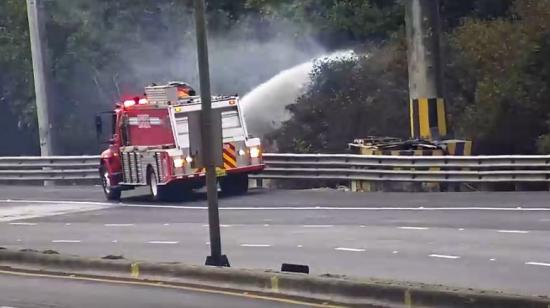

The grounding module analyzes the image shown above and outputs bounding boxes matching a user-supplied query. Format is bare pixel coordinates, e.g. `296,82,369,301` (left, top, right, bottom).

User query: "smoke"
241,50,358,136
117,25,360,138
241,61,314,136
117,14,326,103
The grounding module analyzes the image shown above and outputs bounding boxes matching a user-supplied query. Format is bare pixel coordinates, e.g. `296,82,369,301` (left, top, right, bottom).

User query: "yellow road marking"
0,269,345,308
271,276,279,293
131,263,140,278
404,289,412,307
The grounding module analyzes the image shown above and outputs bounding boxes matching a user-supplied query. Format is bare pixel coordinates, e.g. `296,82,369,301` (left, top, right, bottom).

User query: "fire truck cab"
96,82,264,201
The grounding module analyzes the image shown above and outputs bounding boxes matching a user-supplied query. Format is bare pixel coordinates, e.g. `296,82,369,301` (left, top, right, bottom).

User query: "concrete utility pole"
194,0,230,267
26,0,54,156
405,0,448,141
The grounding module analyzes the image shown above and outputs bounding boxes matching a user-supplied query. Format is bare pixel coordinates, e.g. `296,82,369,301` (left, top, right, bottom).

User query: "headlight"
238,149,246,156
249,146,261,158
173,158,185,168
185,156,193,163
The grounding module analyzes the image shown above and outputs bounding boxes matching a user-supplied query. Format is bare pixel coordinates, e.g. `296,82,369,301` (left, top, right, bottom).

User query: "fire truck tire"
100,166,121,201
220,174,249,196
147,169,169,201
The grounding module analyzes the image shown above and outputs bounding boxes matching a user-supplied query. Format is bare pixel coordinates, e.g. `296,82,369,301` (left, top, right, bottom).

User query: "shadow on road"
120,188,269,206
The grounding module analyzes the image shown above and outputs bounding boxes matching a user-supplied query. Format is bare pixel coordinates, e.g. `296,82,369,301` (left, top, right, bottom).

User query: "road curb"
0,249,549,307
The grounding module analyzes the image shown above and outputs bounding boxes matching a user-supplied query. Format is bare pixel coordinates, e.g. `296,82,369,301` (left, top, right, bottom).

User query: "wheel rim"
102,171,111,194
150,174,158,197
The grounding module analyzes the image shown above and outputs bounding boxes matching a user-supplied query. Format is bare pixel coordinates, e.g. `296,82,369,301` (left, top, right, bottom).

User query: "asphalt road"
1,186,550,297
0,270,306,308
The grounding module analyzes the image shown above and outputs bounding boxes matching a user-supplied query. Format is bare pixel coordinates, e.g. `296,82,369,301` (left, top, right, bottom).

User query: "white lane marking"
147,241,179,245
458,228,465,231
104,224,134,227
0,200,115,206
1,306,18,308
9,222,37,226
490,258,496,261
5,200,550,211
0,200,112,222
497,230,529,234
429,254,461,260
114,202,550,211
16,239,22,242
297,245,303,248
263,224,270,227
65,223,72,226
526,262,550,267
392,251,399,254
360,225,367,228
112,240,118,243
335,247,366,252
240,244,271,247
51,240,81,243
302,225,333,228
163,223,170,226
399,226,429,230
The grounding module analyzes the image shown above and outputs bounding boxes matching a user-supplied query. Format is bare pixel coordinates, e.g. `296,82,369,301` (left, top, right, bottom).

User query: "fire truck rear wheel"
100,166,121,201
220,174,249,196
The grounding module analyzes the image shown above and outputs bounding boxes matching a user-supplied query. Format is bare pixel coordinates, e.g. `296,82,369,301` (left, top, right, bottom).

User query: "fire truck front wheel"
220,174,249,196
100,166,121,201
148,169,169,201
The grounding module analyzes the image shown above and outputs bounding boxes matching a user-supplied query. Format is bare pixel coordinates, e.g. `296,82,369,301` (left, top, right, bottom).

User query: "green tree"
0,0,39,154
270,42,409,153
3,0,550,155
0,0,35,126
448,0,550,154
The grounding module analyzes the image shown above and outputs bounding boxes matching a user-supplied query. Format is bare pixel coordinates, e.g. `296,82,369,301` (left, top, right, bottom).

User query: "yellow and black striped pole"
406,0,448,141
409,97,447,140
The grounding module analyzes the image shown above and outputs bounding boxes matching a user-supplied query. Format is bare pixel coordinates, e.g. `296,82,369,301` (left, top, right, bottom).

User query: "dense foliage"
1,0,549,155
271,0,550,154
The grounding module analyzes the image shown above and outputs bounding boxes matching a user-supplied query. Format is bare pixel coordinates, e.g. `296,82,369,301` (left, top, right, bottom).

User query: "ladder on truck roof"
145,84,238,107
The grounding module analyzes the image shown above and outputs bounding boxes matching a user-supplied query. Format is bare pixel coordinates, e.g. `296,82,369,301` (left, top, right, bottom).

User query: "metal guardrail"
0,156,99,181
256,154,550,183
0,154,549,183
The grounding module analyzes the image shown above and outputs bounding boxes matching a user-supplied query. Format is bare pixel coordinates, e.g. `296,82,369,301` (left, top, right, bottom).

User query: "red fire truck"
95,82,264,201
